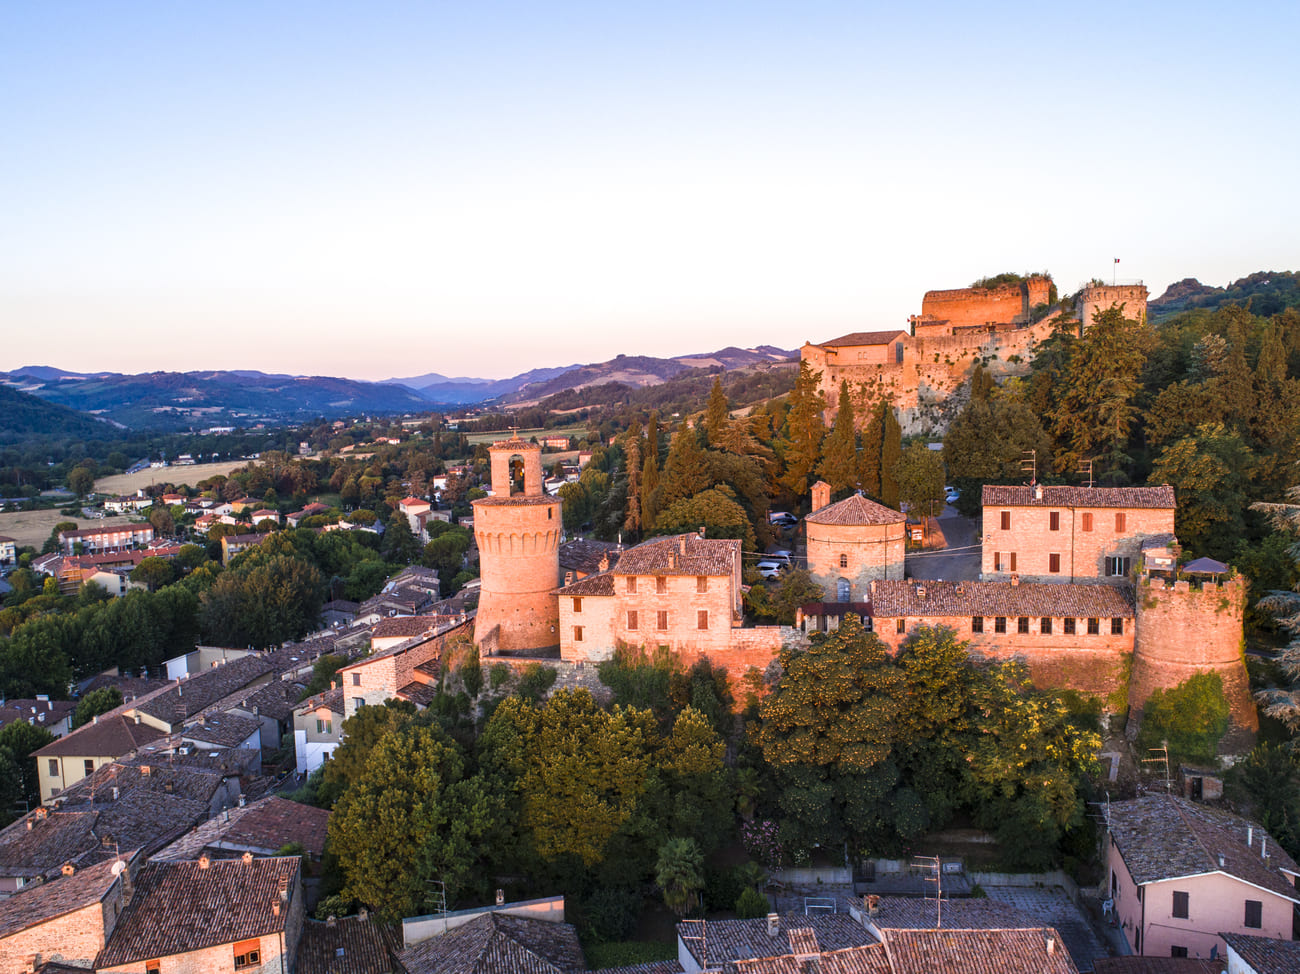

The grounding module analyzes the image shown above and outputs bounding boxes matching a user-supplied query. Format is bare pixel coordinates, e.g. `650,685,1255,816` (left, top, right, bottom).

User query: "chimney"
916,585,926,600
811,481,831,512
1034,484,1043,501
767,913,780,937
1010,573,1020,587
1262,837,1268,859
496,889,505,906
1248,826,1254,848
61,863,75,876
242,851,254,865
679,536,688,555
326,915,336,927
198,854,210,870
866,894,880,916
358,907,369,921
93,714,99,724
1045,935,1055,955
697,526,705,539
1218,854,1225,868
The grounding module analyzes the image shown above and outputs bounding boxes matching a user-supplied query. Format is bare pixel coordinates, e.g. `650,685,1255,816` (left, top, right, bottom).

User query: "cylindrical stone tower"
472,437,562,653
1128,573,1257,735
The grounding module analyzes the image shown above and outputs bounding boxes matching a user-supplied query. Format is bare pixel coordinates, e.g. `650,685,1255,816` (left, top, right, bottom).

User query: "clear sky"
3,2,1298,381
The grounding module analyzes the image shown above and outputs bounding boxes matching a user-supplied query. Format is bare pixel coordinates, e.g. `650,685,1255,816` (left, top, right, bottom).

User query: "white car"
945,487,960,504
755,561,784,579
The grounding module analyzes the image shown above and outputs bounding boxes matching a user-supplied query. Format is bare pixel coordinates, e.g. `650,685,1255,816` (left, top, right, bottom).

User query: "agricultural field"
94,461,249,496
0,509,141,550
463,425,592,446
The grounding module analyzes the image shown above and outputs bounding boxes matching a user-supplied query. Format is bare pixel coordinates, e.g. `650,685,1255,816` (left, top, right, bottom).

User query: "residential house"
287,503,331,528
57,525,154,556
0,698,75,739
1222,933,1300,974
981,484,1176,583
0,536,15,567
251,509,282,527
400,912,585,974
227,679,304,749
95,855,304,974
220,532,264,564
293,688,343,776
103,497,151,514
297,914,403,974
153,796,330,863
558,539,622,586
336,618,473,719
1106,794,1300,958
33,716,166,803
320,600,361,628
398,497,431,537
180,712,263,771
0,852,138,969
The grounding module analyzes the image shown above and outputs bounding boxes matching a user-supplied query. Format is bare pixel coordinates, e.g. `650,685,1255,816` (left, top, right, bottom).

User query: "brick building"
337,617,473,719
557,532,785,670
805,481,906,601
58,525,155,556
981,485,1176,584
293,688,343,776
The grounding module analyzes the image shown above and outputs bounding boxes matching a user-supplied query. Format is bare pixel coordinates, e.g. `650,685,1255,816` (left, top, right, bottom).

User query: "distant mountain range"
1148,271,1300,321
0,344,796,430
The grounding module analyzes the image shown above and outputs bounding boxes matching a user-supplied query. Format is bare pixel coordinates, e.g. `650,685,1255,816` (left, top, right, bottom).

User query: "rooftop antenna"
680,918,708,969
424,878,447,924
915,853,946,925
1142,741,1172,793
1021,450,1037,487
1078,459,1095,488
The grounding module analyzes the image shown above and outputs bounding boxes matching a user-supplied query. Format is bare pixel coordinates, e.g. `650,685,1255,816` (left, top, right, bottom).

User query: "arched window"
839,553,849,569
837,578,851,602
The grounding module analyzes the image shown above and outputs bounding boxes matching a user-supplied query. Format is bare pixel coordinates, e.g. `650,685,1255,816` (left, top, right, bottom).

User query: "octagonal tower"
472,437,562,653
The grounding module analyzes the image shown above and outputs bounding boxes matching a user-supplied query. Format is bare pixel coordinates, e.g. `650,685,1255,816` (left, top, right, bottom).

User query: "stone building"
804,481,906,602
1077,282,1148,331
556,532,785,672
472,437,562,654
980,485,1176,584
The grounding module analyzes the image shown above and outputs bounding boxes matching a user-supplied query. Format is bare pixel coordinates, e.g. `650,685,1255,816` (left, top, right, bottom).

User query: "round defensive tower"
804,481,906,603
1128,572,1257,735
472,437,562,654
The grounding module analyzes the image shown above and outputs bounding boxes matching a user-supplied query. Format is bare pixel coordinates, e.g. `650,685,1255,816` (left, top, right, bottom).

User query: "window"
1172,890,1189,918
1116,512,1127,532
896,619,906,634
1245,899,1262,928
1082,512,1094,532
1049,553,1061,574
325,720,332,735
994,552,1002,571
1112,617,1124,635
146,962,160,974
351,673,361,686
1049,511,1060,531
994,617,1007,634
837,578,851,602
1064,617,1076,635
1171,946,1187,958
895,342,904,364
48,758,58,777
626,576,637,593
656,576,667,594
1088,617,1100,635
1018,617,1030,634
1000,511,1011,531
1107,556,1132,577
996,552,1016,571
627,610,638,630
572,597,582,612
234,940,262,970
697,610,708,630
696,576,707,593
840,554,849,569
972,616,984,633
316,718,324,733
1041,617,1052,634
657,611,668,631
573,626,583,642
352,697,364,711
84,759,95,777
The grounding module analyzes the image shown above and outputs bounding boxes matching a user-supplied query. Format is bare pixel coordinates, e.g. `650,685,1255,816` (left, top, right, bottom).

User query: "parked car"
944,486,960,504
767,549,793,566
755,560,784,579
769,512,798,528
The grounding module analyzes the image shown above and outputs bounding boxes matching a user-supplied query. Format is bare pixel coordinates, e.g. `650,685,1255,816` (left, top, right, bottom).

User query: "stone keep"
472,437,562,653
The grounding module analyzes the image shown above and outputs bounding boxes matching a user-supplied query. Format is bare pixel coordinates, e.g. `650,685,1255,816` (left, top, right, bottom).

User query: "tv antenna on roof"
1078,459,1095,488
912,855,943,928
1021,450,1037,486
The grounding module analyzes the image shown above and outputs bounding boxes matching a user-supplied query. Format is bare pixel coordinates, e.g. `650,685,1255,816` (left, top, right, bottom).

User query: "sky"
3,2,1299,382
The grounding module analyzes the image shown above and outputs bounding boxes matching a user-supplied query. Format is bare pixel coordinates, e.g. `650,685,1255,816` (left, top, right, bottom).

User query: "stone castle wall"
1078,284,1148,331
918,276,1051,330
1130,576,1256,731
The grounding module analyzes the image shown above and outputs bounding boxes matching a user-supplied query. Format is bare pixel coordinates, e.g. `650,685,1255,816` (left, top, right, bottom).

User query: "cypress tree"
704,377,730,448
879,404,903,509
859,400,884,498
779,362,826,499
817,381,858,495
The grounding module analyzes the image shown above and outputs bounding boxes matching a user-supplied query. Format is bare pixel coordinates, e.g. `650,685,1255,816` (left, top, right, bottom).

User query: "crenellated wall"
1077,284,1148,331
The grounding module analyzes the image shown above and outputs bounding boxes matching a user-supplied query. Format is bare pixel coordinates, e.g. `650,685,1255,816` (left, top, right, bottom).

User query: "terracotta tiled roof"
473,495,559,507
400,912,586,974
879,927,1078,974
397,682,440,707
559,539,623,575
806,493,906,526
130,653,281,727
597,963,683,974
1093,959,1224,974
155,796,330,861
95,856,301,966
870,579,1134,619
296,687,345,718
556,572,615,597
399,497,429,508
59,756,232,809
1221,933,1300,974
0,854,130,939
373,616,446,639
487,436,538,452
981,484,1176,509
233,679,303,723
732,943,892,974
0,698,75,733
678,913,873,969
182,711,262,748
866,895,1040,929
298,915,404,974
33,715,165,759
817,330,910,348
614,534,739,578
1108,794,1300,899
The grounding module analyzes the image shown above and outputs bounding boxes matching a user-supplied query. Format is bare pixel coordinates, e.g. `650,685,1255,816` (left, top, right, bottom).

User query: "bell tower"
472,436,562,653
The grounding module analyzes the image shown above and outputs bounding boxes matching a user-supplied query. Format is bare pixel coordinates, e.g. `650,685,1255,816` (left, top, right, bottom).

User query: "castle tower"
472,437,562,654
1128,571,1257,736
1077,283,1148,333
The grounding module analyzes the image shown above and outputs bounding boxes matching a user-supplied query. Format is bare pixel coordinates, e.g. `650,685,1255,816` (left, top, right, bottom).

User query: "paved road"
905,505,981,583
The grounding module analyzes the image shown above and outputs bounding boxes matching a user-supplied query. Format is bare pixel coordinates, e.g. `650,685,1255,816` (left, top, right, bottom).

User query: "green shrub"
1137,671,1230,765
735,886,769,919
517,663,558,702
581,886,643,943
489,663,511,690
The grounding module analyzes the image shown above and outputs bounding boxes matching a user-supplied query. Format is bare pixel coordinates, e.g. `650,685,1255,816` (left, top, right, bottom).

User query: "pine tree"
816,381,858,495
704,377,730,448
657,423,711,511
779,362,826,499
879,404,903,509
859,400,884,498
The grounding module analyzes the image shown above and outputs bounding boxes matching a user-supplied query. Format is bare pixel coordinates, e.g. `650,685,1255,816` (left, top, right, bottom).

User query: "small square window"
573,626,583,642
1088,617,1100,635
1000,511,1011,531
1112,617,1124,635
994,617,1006,634
1171,946,1188,958
1245,899,1262,928
234,939,262,970
351,673,361,686
627,610,638,630
696,576,707,593
697,610,708,630
1064,618,1076,635
656,576,667,594
971,616,984,633
1049,511,1060,531
840,553,849,569
1049,553,1061,573
896,619,905,634
1041,617,1052,635
1017,617,1030,634
657,610,668,631
84,759,95,777
626,576,637,593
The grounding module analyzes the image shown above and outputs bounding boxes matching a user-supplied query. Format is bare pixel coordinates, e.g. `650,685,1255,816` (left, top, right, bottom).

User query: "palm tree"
655,837,705,916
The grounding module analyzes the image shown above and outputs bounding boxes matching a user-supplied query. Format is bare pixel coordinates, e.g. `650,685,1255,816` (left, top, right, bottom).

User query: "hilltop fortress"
801,276,1148,435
